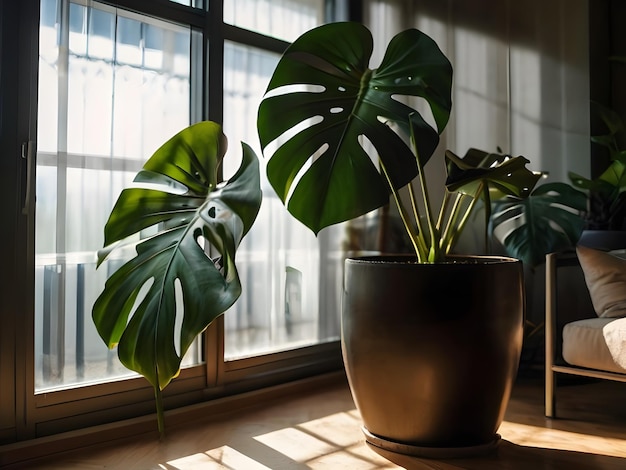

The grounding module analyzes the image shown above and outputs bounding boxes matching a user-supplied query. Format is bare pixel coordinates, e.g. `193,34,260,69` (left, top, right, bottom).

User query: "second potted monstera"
92,122,262,437
257,22,541,457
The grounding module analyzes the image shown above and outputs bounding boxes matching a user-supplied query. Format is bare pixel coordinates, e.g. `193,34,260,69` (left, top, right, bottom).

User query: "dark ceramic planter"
342,255,525,458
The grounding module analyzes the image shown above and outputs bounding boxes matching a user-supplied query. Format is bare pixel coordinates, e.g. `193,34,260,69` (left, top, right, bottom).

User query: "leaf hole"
126,278,155,327
390,94,436,130
174,278,184,358
283,143,329,205
263,83,325,99
263,115,324,160
211,255,224,273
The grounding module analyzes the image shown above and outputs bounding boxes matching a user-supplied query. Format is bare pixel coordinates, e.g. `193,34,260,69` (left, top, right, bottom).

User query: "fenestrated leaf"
491,182,586,267
258,22,452,234
92,122,262,391
98,122,227,255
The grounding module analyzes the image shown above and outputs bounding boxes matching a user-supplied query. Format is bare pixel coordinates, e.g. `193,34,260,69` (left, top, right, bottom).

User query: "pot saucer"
362,426,501,459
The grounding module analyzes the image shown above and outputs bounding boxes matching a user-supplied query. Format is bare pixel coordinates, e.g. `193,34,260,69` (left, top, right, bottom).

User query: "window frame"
3,0,352,445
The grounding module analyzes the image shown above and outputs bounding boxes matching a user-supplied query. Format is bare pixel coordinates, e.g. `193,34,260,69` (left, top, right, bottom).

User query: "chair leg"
545,252,557,418
545,367,556,418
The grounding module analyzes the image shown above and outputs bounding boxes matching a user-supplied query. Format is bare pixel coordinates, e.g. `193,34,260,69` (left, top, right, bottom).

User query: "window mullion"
206,0,223,125
222,24,289,54
203,0,225,386
98,0,206,28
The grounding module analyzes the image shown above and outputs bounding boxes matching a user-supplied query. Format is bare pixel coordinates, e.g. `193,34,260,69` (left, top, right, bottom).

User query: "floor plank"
9,375,626,469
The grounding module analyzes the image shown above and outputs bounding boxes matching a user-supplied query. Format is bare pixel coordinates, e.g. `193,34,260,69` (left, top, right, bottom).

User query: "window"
2,0,349,444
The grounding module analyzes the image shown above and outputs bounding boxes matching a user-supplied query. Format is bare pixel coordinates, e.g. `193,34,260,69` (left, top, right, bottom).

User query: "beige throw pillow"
577,244,626,318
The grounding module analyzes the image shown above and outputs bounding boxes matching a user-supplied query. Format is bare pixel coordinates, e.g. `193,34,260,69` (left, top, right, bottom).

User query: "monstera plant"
492,101,626,268
257,22,541,456
92,121,262,437
569,101,626,231
257,22,539,262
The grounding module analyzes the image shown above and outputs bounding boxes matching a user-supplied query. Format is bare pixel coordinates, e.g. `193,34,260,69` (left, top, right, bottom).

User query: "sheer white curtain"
218,0,345,360
224,0,325,42
364,0,590,251
221,36,345,360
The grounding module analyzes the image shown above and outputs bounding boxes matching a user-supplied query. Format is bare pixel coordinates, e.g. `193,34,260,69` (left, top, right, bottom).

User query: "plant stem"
379,160,423,260
410,127,439,262
440,193,464,253
482,184,492,254
155,385,165,440
407,183,429,256
436,191,452,231
445,184,483,253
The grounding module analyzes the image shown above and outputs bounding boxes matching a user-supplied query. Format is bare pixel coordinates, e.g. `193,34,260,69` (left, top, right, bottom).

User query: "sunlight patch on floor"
254,426,342,461
499,420,626,458
161,410,626,469
167,446,273,469
164,411,395,469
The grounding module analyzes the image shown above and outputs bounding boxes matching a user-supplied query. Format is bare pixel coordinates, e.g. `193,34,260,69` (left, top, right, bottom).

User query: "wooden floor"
9,374,626,469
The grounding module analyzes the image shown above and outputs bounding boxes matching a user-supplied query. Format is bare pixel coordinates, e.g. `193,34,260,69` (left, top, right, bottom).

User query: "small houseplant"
92,121,262,437
491,181,587,268
571,100,626,232
490,180,587,368
257,22,540,457
493,101,626,266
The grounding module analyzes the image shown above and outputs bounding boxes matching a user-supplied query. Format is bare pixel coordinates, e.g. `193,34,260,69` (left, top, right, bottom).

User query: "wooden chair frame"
544,251,626,418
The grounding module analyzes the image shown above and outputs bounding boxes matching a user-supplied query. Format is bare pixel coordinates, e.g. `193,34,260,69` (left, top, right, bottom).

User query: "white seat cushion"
562,317,626,374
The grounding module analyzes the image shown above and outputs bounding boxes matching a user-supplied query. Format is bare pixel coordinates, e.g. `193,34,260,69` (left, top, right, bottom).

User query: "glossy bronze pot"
342,255,524,457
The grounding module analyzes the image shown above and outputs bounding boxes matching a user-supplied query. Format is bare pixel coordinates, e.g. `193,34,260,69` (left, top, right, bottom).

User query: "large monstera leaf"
257,22,452,234
491,182,586,267
93,122,262,395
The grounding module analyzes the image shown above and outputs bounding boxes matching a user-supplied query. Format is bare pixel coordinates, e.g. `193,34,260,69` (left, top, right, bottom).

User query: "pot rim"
345,253,521,265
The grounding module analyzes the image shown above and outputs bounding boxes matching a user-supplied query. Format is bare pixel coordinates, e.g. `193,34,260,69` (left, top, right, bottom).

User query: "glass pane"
35,0,195,391
224,0,325,42
222,42,343,360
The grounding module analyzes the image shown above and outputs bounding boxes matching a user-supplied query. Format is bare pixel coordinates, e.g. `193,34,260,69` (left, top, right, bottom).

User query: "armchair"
545,247,626,418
